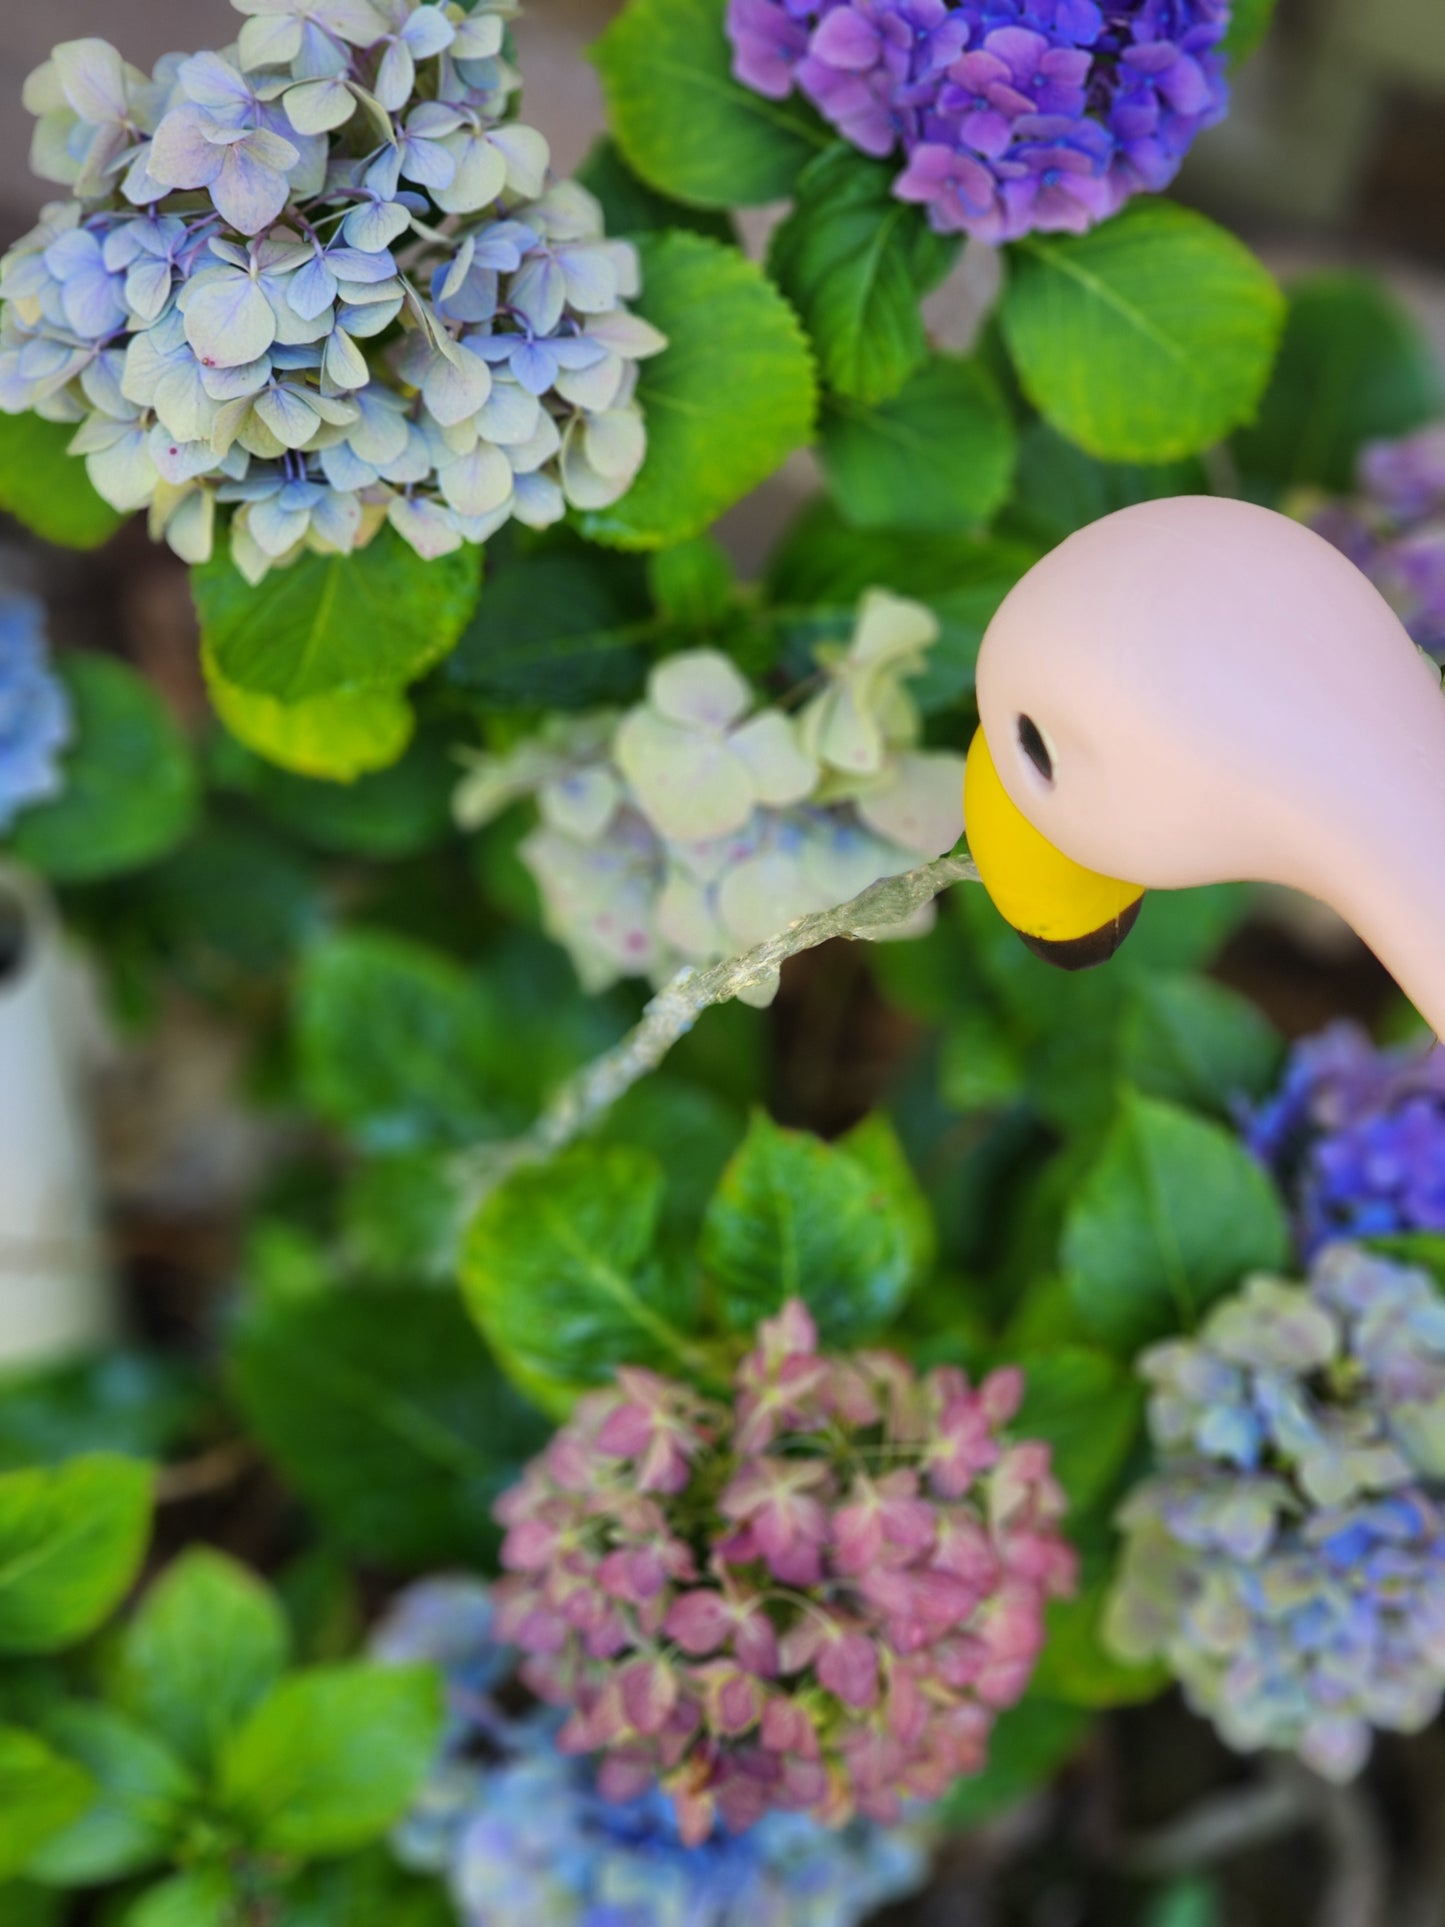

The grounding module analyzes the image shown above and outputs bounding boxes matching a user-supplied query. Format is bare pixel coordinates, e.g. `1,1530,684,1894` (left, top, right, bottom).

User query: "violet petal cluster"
454,590,967,1007
1244,1019,1445,1260
1107,1246,1445,1780
1310,423,1445,661
372,1578,933,1927
1,5,664,582
726,0,1232,242
0,591,71,833
493,1300,1076,1842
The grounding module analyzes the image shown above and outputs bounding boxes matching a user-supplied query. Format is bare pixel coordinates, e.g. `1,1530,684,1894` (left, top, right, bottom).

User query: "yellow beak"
963,726,1146,969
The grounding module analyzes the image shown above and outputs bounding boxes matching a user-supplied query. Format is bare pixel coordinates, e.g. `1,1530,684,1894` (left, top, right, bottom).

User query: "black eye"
1017,714,1053,783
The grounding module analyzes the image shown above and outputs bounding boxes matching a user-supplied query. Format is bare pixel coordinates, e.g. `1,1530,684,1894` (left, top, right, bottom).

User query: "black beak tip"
1016,895,1143,972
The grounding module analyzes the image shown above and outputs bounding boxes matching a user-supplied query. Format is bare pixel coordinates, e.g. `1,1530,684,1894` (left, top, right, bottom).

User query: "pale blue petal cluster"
371,1578,933,1927
1107,1247,1445,1780
453,592,968,1005
1,3,664,582
0,593,70,833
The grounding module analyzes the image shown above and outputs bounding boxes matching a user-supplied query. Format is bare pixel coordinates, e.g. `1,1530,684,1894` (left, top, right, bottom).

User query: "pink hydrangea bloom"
494,1301,1076,1843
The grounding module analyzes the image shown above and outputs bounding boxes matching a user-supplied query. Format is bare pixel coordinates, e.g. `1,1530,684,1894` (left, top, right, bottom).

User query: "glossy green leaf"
116,1551,290,1776
218,729,455,857
818,353,1016,531
576,136,735,241
295,930,508,1151
648,535,736,629
463,1145,704,1414
445,546,653,709
1233,272,1443,491
232,1290,549,1569
1119,974,1283,1118
276,1848,455,1927
593,0,824,207
8,657,197,882
1062,1091,1291,1353
581,232,817,551
1013,1347,1143,1514
1223,0,1277,63
218,1664,442,1857
191,527,481,704
1002,203,1285,462
202,653,415,782
700,1112,925,1343
768,145,959,405
0,410,122,550
0,1728,94,1881
0,1456,152,1656
939,1696,1088,1828
28,1705,195,1885
122,1867,238,1927
1001,420,1210,549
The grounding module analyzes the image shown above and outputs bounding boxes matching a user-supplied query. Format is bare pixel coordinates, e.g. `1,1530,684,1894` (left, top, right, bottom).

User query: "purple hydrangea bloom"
1244,1020,1445,1259
727,0,1232,241
372,1577,934,1927
1310,424,1445,661
0,593,71,833
1107,1247,1445,1780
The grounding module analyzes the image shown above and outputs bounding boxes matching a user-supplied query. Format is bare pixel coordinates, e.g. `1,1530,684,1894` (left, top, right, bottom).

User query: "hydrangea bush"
1245,1020,1445,1258
1107,1248,1445,1779
494,1300,1075,1840
0,589,69,831
1310,424,1445,661
456,590,965,1003
373,1577,933,1925
726,0,1232,241
2,3,665,581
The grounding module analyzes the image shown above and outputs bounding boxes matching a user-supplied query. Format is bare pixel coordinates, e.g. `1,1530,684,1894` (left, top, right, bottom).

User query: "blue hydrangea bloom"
371,1579,933,1927
727,0,1232,241
1244,1020,1445,1259
1107,1247,1445,1781
0,592,70,832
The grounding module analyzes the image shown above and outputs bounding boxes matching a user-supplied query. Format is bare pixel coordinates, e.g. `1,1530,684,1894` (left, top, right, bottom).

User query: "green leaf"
1029,1577,1169,1708
0,410,123,550
0,1354,204,1474
463,1144,703,1414
232,1290,549,1569
837,1111,937,1280
0,1727,94,1881
116,1552,290,1778
277,1848,454,1927
1119,974,1282,1118
768,145,958,406
700,1112,924,1344
1013,1347,1143,1514
141,821,320,977
1062,1091,1291,1353
1223,0,1276,63
28,1704,196,1885
0,1885,63,1927
218,729,455,858
202,655,415,782
218,1664,442,1858
191,527,481,705
764,497,1039,709
339,1151,463,1287
0,1456,153,1656
1233,273,1443,492
121,1865,238,1927
295,930,508,1151
648,535,736,629
1145,1878,1224,1927
581,232,817,549
939,1696,1088,1828
444,545,653,709
7,657,197,882
1001,202,1285,462
1001,419,1209,549
592,0,824,207
576,135,735,241
818,353,1016,531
